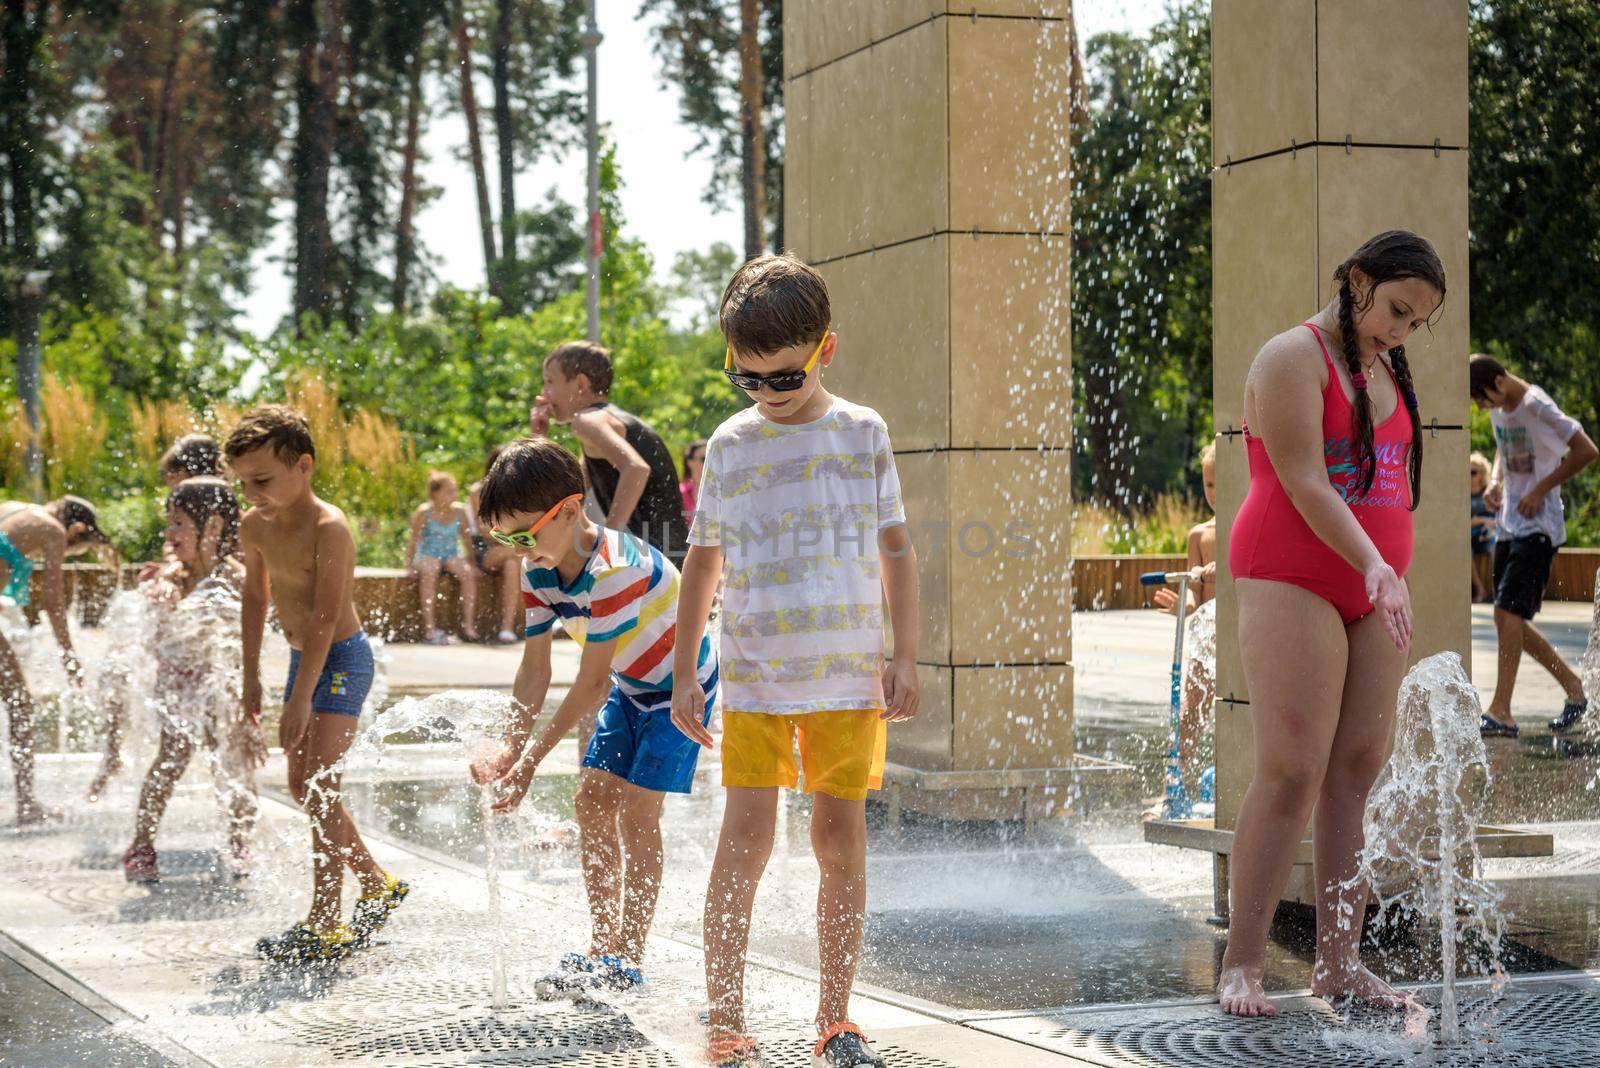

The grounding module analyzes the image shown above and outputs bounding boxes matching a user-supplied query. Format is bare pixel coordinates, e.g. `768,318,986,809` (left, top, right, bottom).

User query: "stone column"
1210,1,1471,842
784,4,1075,809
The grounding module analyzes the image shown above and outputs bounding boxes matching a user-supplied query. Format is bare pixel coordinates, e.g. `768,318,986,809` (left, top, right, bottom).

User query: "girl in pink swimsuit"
1231,322,1416,624
1217,230,1446,1021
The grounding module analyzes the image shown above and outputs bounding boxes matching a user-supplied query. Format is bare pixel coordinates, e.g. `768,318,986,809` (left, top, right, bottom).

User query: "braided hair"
1330,231,1444,511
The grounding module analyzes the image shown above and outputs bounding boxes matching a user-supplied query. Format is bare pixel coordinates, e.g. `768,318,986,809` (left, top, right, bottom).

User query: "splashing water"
1359,652,1505,1046
1582,573,1600,724
353,690,520,1005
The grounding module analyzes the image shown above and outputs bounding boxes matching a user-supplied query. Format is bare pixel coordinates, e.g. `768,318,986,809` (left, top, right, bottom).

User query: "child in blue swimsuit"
406,471,479,644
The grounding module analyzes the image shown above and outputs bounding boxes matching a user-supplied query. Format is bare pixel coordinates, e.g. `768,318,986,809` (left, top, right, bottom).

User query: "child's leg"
810,792,869,1033
415,555,441,634
1487,607,1526,721
574,767,627,957
1519,619,1585,699
131,729,194,849
0,637,41,817
616,783,667,963
89,676,129,799
705,786,778,1041
445,557,478,638
297,713,386,929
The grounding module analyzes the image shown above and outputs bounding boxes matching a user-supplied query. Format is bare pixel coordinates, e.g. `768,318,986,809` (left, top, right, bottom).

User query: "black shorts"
1493,533,1557,620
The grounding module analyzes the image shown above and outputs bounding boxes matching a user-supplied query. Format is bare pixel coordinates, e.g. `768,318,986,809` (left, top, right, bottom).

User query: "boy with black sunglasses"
671,254,921,1068
470,437,719,996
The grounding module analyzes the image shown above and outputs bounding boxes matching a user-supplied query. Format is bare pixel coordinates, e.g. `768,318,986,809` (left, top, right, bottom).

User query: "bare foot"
1218,964,1276,1017
1311,962,1419,1013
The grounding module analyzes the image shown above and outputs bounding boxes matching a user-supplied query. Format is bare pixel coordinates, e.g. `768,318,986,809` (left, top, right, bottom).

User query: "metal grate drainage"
977,979,1600,1068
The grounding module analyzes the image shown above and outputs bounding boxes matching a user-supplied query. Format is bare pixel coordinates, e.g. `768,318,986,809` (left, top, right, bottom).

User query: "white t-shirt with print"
1491,384,1582,544
688,397,906,715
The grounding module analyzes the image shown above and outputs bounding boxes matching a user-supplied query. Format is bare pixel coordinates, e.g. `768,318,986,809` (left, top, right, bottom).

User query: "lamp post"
13,268,48,501
581,2,603,342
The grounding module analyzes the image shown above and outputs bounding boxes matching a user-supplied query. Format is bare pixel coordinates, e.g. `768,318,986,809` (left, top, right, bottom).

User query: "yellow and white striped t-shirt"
689,397,906,715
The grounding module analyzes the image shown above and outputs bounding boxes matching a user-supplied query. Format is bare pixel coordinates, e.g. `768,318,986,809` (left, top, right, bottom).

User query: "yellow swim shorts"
720,708,888,801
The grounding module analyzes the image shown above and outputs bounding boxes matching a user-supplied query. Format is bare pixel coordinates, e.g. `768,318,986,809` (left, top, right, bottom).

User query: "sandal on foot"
815,1022,885,1068
535,952,599,1000
255,922,356,963
350,872,410,947
1479,714,1519,738
707,1034,767,1068
1549,698,1589,734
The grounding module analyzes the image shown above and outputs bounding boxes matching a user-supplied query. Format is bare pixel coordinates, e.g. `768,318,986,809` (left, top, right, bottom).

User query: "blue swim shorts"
581,667,719,795
284,630,375,717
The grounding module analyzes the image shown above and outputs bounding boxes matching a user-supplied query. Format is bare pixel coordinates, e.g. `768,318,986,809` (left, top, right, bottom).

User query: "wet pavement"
4,602,1600,1065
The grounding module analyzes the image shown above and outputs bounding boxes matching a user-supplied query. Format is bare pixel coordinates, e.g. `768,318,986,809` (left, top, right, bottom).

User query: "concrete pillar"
784,4,1075,805
1210,1,1472,838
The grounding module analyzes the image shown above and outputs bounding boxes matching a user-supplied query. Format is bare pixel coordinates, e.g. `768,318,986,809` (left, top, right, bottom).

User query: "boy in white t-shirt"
670,254,920,1068
1470,354,1599,735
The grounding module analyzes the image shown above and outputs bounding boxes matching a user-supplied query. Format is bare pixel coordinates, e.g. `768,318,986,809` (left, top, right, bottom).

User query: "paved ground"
5,602,1599,1066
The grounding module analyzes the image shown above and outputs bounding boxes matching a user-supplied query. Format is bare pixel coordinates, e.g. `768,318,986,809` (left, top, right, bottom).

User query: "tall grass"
279,370,419,523
40,375,108,498
1072,495,1208,555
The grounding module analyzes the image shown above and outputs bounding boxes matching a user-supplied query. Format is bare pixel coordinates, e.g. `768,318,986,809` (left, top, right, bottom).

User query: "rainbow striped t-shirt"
521,527,715,706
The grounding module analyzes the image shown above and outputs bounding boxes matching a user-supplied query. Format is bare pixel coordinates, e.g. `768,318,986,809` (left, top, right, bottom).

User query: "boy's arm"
572,411,651,531
670,544,722,747
1522,427,1599,517
491,638,616,811
39,536,81,680
279,514,356,750
1485,451,1505,510
240,522,270,725
879,523,920,721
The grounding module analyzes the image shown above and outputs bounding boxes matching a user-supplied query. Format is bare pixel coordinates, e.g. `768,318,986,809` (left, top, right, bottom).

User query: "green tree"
639,0,784,256
1072,3,1212,508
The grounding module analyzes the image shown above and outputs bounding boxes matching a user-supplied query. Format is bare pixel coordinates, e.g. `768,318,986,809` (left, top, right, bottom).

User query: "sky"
239,1,1169,336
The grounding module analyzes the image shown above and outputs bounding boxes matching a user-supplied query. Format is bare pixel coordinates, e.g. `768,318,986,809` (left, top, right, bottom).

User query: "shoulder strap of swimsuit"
1301,322,1338,376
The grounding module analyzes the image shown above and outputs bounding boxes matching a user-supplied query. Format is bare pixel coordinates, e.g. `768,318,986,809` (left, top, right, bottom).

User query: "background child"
1469,451,1496,602
406,470,479,645
1470,354,1598,736
1150,442,1219,804
227,405,407,962
670,254,919,1068
529,341,690,561
160,433,226,487
679,439,706,522
122,477,262,882
468,445,524,644
469,438,718,996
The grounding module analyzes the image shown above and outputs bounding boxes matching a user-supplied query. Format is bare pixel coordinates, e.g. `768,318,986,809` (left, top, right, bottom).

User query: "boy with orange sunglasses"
469,436,719,996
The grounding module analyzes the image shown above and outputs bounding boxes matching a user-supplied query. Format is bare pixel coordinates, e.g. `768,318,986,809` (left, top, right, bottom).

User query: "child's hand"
470,743,520,786
244,719,269,769
1484,482,1503,510
881,655,921,721
1516,486,1547,518
670,678,713,748
1152,587,1179,615
529,397,554,437
279,696,312,754
1364,561,1413,652
491,756,538,812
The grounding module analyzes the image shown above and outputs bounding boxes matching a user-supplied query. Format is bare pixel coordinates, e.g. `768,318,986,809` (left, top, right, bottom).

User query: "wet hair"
167,477,241,559
1468,452,1491,479
48,495,110,551
719,253,831,357
224,405,316,464
1332,230,1444,510
476,437,586,525
427,470,457,495
160,433,224,480
1468,353,1509,406
546,341,613,395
